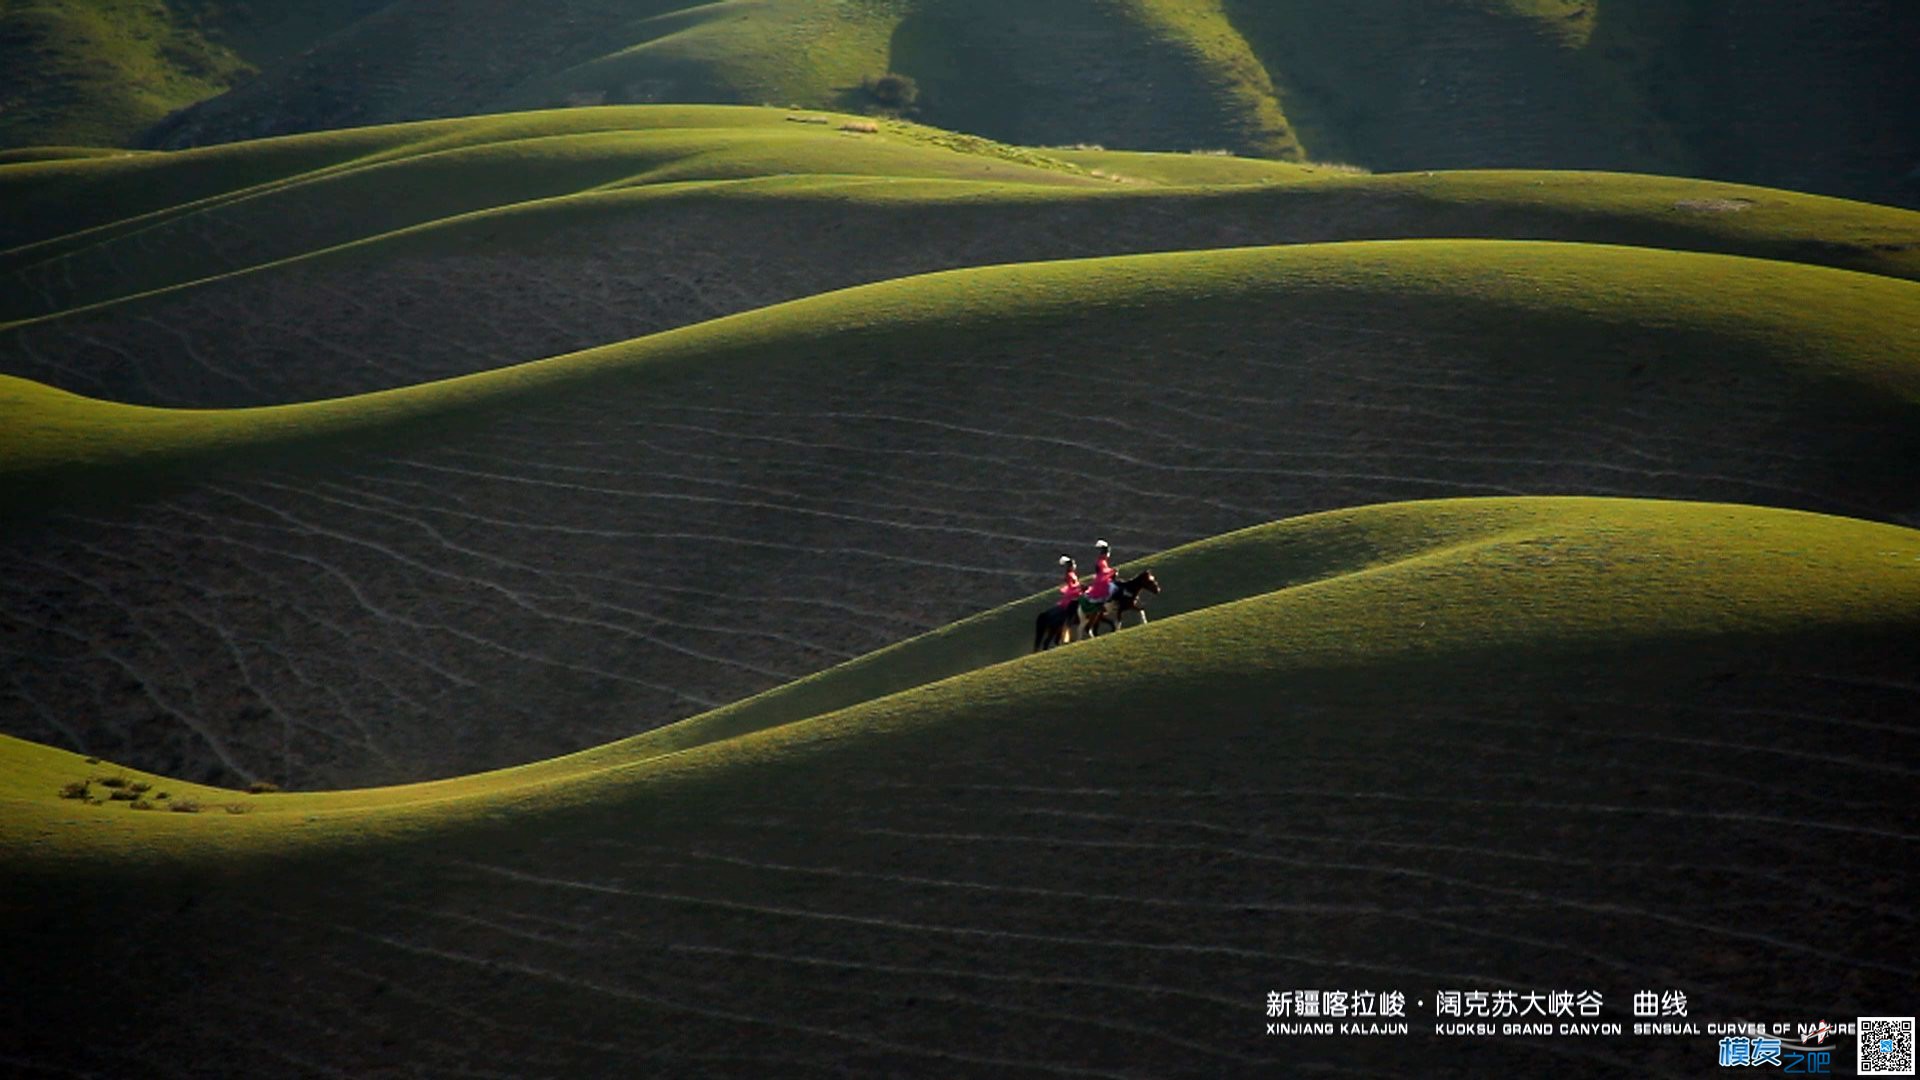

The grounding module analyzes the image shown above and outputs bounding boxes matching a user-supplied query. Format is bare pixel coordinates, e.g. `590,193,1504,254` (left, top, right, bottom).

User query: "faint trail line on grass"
1292,729,1893,810
751,818,1912,976
264,477,830,671
12,556,253,779
0,684,88,755
154,502,722,704
674,845,1395,916
1444,712,1920,776
315,920,1153,1080
663,941,1253,1010
304,950,654,1059
59,511,481,691
392,459,1066,549
383,898,1264,1065
854,781,1920,842
449,861,1521,987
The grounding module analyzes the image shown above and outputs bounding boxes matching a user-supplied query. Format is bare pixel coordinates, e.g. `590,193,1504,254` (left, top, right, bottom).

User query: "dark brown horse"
1033,602,1078,651
1078,570,1160,639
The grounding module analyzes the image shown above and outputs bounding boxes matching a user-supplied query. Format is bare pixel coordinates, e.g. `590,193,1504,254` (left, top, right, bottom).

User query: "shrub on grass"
246,781,281,794
860,72,919,113
170,800,202,814
58,781,89,800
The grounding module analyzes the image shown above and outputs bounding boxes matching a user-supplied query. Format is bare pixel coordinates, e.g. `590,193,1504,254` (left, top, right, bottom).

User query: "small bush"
58,781,89,800
129,781,151,794
860,72,919,112
246,781,281,794
225,803,253,815
170,800,202,814
840,121,879,134
97,776,128,789
129,799,155,811
108,789,138,801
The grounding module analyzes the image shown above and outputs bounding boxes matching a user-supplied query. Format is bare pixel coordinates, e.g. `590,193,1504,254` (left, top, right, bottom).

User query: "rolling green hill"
3,237,1918,791
3,107,1916,411
109,0,1920,209
0,0,383,149
5,496,1917,1076
7,4,1913,206
5,15,1916,1076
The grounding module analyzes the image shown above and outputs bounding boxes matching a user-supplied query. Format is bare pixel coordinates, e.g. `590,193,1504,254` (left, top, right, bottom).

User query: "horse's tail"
1034,610,1050,652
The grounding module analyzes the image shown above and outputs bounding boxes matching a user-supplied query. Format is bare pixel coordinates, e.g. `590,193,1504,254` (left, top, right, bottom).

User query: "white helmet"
1059,554,1074,567
1095,539,1110,551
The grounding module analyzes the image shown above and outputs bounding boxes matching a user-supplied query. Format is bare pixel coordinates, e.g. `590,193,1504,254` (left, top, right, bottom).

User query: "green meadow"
0,40,1915,1069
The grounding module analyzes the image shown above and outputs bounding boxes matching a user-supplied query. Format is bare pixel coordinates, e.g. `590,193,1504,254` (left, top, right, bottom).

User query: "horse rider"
1081,539,1117,608
1056,555,1084,610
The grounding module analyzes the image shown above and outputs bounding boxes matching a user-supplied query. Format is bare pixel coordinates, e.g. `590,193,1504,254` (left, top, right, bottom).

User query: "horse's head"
1137,570,1161,594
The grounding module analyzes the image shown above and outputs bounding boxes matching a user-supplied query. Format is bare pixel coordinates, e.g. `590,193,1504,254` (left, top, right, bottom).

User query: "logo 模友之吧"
1717,1035,1833,1073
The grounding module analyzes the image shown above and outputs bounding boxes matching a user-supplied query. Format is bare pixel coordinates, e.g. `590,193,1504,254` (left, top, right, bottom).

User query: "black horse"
1033,602,1078,652
1078,570,1161,639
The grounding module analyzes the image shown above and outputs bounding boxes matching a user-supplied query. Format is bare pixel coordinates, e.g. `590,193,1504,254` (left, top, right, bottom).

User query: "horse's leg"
1038,610,1064,651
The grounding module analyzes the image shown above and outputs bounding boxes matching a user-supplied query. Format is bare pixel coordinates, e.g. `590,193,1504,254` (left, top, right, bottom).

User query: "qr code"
1859,1016,1916,1076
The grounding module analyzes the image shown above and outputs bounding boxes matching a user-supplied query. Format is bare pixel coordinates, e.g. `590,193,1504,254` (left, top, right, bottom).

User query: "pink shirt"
1085,555,1116,600
1057,569,1082,607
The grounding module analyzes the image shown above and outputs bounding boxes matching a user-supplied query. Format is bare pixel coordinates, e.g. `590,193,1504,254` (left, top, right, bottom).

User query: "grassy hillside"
0,0,381,148
141,0,1315,161
85,0,1916,208
7,4,1914,203
3,238,1918,791
2,107,1916,410
1229,0,1920,206
5,496,1917,1076
8,239,1920,498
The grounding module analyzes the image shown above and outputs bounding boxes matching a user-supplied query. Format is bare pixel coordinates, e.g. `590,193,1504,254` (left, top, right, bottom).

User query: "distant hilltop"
2,1,1915,207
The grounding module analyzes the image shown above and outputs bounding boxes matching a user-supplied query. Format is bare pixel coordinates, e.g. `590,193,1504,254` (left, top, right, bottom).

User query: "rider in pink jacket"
1056,555,1083,608
1083,539,1116,603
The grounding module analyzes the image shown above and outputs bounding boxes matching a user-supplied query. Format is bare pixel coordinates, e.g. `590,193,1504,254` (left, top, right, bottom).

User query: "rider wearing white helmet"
1055,554,1083,609
1082,539,1117,606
